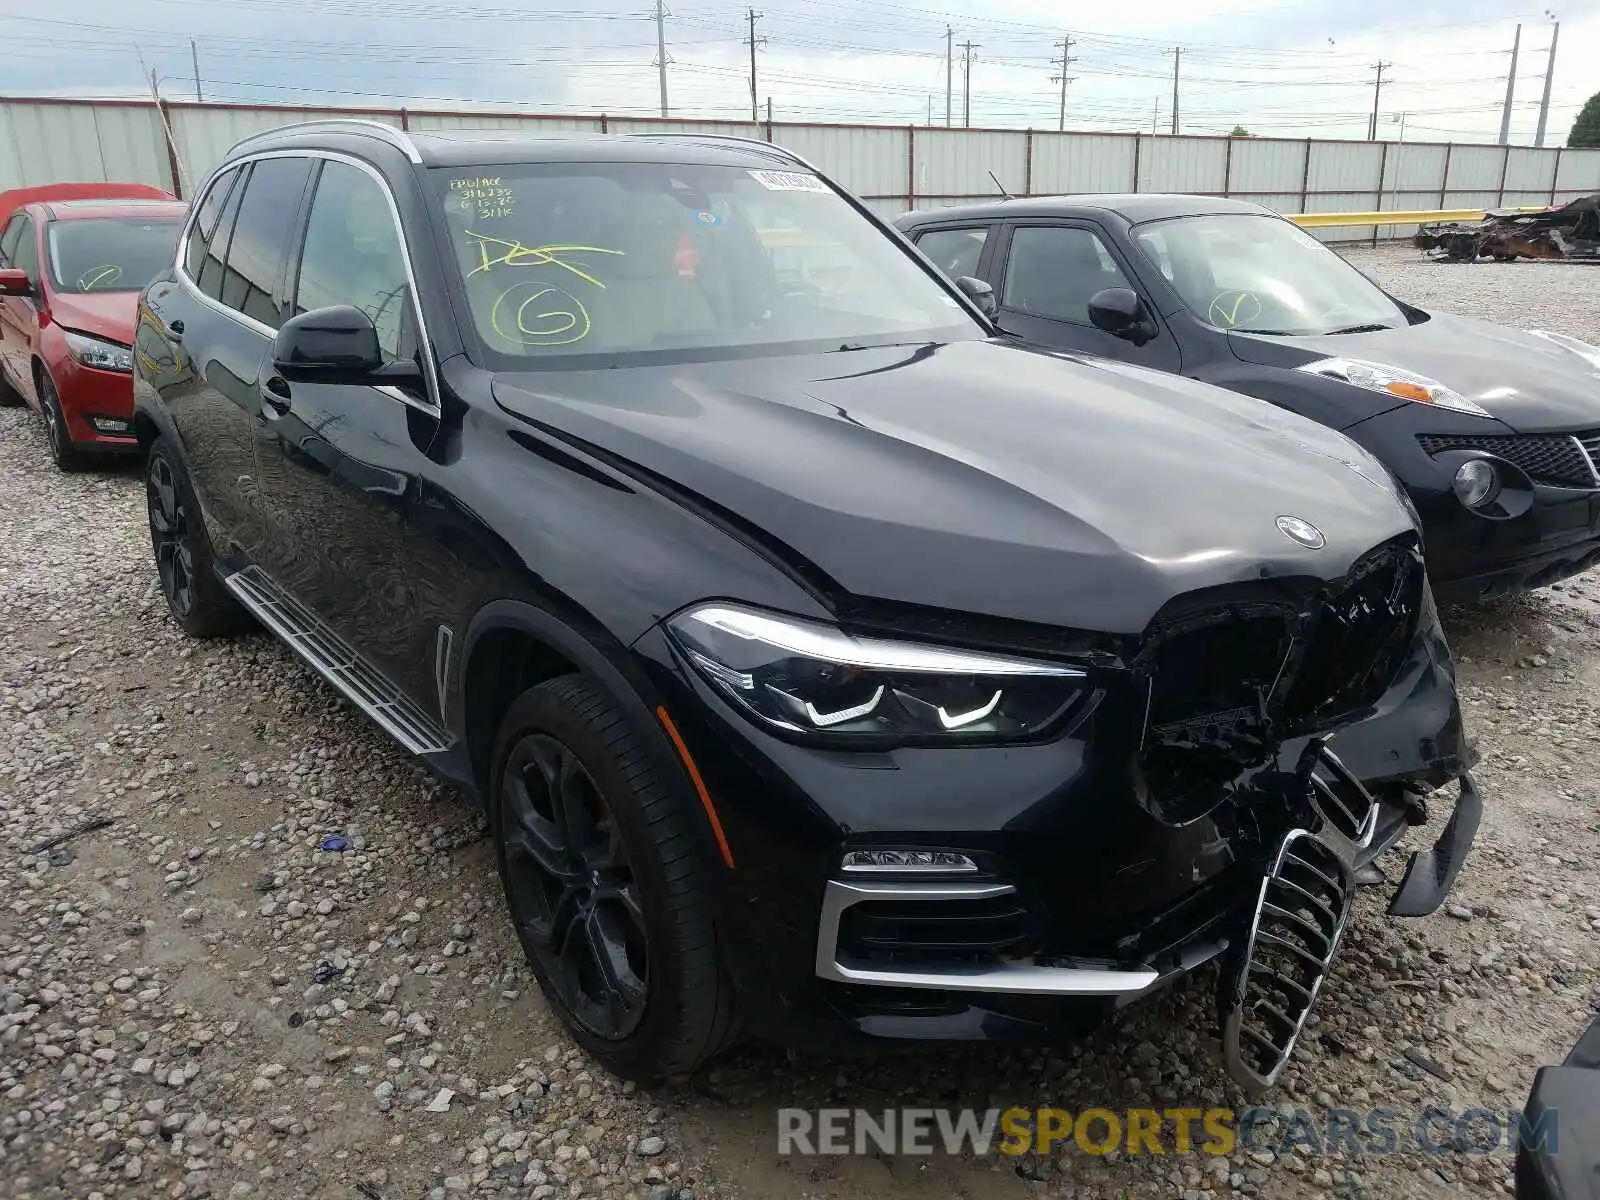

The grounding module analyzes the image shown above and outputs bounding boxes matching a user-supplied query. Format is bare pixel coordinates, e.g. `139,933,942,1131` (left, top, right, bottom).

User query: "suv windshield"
1132,213,1405,336
434,161,978,364
48,217,184,294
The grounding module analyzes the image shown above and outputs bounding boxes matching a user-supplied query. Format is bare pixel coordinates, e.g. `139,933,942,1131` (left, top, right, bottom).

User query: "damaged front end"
1415,194,1600,262
1115,534,1481,1092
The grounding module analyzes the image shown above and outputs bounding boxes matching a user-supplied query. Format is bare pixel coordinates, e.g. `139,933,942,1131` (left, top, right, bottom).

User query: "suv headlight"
668,603,1086,745
63,330,134,373
1297,357,1488,418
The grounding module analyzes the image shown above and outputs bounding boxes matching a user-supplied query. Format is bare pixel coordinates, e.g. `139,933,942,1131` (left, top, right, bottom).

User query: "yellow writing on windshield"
463,231,624,287
490,282,592,348
78,264,123,290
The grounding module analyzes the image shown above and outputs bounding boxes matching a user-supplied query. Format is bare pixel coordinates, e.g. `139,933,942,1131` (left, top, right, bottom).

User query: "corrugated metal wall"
4,97,1599,241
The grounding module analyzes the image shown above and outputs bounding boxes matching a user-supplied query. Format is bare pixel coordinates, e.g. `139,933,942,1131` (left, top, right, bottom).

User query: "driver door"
991,221,1180,370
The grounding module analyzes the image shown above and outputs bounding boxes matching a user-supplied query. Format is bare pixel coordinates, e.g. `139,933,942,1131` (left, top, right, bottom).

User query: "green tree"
1229,124,1253,137
1571,92,1600,148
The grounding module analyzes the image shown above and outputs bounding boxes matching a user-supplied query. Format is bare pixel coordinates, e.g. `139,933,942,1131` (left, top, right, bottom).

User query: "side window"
220,157,314,329
184,167,240,280
292,160,411,359
0,215,24,266
197,164,249,302
1001,226,1133,326
914,227,988,281
10,217,39,283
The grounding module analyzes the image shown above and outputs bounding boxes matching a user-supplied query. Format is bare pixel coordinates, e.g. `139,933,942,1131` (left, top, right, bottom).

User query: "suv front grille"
1417,432,1597,488
837,892,1036,964
1140,537,1424,769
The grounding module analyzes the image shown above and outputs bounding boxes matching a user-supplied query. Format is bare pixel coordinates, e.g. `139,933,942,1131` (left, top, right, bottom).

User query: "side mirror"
0,268,31,296
955,275,998,319
273,305,419,387
1088,287,1155,346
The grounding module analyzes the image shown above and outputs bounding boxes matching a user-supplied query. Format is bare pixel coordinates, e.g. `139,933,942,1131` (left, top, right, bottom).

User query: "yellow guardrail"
1289,206,1546,229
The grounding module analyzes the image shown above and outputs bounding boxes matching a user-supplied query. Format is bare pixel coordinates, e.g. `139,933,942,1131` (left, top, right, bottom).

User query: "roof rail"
629,132,819,174
226,118,422,165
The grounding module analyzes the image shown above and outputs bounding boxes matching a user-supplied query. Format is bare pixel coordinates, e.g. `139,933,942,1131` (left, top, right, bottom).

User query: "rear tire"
39,373,85,471
146,437,251,638
490,675,739,1080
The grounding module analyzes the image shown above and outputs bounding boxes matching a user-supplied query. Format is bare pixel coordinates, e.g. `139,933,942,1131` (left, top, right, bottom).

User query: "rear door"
991,221,1181,370
148,156,315,561
906,223,996,283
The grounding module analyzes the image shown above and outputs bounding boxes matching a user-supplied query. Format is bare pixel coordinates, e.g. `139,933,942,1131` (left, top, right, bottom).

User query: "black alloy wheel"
500,730,650,1040
143,437,250,639
147,451,196,619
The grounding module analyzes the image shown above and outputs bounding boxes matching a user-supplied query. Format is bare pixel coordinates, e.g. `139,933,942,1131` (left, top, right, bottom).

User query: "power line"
746,7,765,124
1367,61,1391,140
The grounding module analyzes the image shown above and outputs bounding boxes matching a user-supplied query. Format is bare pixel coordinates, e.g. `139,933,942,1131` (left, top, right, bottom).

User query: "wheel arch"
455,598,682,820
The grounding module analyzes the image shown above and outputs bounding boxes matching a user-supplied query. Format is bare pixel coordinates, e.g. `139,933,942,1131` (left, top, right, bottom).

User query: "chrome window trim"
172,148,441,418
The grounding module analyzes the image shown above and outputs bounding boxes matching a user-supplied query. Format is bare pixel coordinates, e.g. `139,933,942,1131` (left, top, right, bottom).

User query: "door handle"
260,375,291,416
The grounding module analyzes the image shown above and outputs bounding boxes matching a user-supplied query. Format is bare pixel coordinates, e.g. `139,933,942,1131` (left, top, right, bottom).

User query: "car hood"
1228,312,1600,434
493,340,1411,634
47,290,137,344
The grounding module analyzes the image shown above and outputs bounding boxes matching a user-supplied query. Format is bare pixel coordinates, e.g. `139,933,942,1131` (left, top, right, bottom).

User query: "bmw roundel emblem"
1276,515,1325,549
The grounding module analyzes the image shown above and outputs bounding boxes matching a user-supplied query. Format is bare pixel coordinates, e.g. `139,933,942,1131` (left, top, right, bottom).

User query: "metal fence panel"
1227,138,1307,196
775,124,908,199
1445,145,1505,191
914,129,1028,200
1029,132,1137,194
1504,146,1557,195
1386,143,1448,196
1139,136,1227,193
1306,141,1383,193
0,101,172,193
409,113,599,132
1555,149,1600,193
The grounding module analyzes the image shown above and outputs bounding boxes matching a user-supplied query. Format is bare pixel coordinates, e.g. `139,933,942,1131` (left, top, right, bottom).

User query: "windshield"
433,162,978,365
1132,213,1405,336
48,217,184,294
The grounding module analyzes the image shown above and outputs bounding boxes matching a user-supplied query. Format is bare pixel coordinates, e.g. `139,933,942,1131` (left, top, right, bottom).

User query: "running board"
223,565,454,756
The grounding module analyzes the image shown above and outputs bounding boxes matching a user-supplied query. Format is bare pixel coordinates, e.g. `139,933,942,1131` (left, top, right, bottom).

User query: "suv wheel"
490,675,739,1080
39,373,85,471
146,437,251,638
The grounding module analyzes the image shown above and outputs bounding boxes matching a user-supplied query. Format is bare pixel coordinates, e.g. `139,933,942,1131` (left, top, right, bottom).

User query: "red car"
0,184,186,469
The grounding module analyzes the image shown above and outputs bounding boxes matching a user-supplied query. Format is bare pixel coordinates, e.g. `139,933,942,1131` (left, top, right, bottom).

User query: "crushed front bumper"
811,741,1481,1092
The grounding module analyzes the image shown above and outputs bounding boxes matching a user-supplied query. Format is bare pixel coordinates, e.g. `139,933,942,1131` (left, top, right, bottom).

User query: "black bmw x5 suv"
132,120,1480,1092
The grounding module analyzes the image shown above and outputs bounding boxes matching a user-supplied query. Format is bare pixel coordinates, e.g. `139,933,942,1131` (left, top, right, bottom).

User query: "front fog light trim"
841,849,978,874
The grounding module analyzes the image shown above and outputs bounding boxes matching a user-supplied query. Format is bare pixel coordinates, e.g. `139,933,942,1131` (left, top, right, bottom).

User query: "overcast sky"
2,0,1597,143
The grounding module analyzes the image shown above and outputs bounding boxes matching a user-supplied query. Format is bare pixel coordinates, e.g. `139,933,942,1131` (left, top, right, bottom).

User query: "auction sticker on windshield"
750,169,831,193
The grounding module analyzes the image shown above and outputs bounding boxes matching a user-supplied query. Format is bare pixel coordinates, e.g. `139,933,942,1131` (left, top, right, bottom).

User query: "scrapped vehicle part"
134,121,1482,1093
1414,194,1600,262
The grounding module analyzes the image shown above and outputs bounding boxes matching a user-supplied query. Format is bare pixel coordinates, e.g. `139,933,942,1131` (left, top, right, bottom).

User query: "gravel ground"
4,243,1599,1200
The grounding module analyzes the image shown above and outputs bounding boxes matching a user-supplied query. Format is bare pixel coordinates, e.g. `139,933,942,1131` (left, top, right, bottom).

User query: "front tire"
39,373,85,471
490,675,739,1080
146,437,251,638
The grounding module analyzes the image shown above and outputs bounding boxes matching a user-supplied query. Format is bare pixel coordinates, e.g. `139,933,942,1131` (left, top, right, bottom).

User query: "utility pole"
960,40,979,127
1534,14,1559,147
746,9,764,125
1498,24,1521,145
1152,98,1160,133
654,0,669,118
1052,36,1076,132
189,39,201,102
1367,62,1390,141
1170,47,1180,135
944,26,953,127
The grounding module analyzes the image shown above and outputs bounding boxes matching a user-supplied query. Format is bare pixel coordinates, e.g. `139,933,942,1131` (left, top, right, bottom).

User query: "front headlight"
63,330,134,373
1297,357,1489,418
667,603,1087,745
